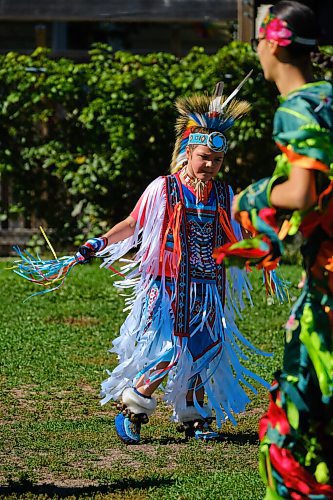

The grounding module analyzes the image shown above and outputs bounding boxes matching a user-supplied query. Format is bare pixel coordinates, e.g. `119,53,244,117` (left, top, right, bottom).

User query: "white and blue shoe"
177,419,219,440
193,421,219,441
114,412,142,444
174,405,219,441
115,387,157,445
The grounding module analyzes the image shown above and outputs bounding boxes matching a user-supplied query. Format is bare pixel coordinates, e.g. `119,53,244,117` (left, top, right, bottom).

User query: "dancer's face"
186,145,224,181
255,19,280,83
257,37,274,81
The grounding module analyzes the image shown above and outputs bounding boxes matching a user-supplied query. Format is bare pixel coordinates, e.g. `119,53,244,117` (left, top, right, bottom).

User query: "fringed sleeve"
98,176,167,280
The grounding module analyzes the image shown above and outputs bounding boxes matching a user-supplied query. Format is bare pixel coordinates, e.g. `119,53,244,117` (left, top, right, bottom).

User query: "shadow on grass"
0,477,175,497
143,436,188,445
144,431,258,445
221,431,259,445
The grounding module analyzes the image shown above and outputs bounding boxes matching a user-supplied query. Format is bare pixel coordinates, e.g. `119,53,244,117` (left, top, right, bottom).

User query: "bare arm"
232,166,317,220
270,165,317,211
102,215,137,245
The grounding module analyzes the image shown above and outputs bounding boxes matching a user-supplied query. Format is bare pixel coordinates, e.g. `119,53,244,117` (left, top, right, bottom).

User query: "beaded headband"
188,131,228,153
260,8,317,47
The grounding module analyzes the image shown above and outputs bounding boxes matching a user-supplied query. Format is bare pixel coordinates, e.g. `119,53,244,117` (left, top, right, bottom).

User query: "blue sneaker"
194,423,219,441
114,413,141,444
177,419,219,441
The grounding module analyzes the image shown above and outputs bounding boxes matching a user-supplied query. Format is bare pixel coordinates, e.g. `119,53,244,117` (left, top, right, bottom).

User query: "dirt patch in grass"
77,382,97,394
95,443,181,472
95,447,144,470
9,386,41,414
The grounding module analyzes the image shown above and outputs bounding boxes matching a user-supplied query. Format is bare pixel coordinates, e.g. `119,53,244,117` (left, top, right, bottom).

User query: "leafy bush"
0,43,330,247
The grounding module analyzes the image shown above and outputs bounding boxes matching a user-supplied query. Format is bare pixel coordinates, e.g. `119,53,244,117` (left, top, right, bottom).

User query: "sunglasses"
251,37,265,52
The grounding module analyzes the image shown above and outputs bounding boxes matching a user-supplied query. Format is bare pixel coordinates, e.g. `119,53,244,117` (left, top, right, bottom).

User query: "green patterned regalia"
229,81,333,499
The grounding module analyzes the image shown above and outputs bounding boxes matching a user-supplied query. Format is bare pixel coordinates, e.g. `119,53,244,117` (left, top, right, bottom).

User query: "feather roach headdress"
171,71,252,173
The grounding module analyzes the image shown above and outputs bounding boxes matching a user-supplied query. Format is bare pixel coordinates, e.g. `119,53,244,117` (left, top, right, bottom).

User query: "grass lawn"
0,259,303,499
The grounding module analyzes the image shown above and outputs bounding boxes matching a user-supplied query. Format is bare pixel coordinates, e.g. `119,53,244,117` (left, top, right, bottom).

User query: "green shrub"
0,43,330,248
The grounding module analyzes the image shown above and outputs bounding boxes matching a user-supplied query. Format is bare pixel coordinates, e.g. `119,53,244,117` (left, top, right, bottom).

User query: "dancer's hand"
76,237,108,263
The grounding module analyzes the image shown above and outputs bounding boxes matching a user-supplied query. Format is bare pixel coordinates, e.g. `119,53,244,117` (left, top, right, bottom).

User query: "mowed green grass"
0,260,303,499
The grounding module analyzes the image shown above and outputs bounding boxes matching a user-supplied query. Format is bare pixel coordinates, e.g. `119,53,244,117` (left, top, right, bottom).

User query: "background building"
0,0,237,58
0,1,331,59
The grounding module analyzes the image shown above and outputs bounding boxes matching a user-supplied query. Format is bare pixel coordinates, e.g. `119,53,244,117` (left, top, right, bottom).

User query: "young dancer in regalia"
230,1,333,497
77,81,271,444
